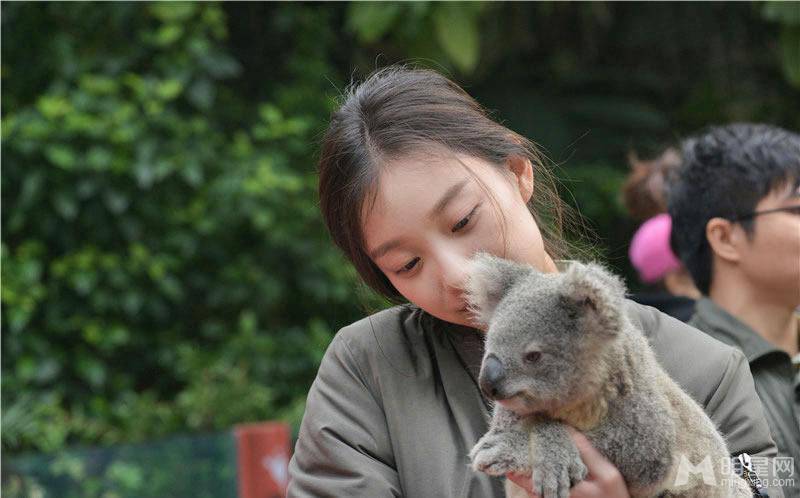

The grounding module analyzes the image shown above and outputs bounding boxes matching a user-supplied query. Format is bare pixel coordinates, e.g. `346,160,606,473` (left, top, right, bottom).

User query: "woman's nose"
438,251,470,295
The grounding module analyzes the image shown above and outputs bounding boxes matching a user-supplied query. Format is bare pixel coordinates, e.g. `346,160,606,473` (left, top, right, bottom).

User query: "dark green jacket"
691,297,800,498
288,301,783,497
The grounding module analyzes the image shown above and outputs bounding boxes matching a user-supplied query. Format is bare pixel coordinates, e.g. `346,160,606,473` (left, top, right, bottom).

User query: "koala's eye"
524,351,542,363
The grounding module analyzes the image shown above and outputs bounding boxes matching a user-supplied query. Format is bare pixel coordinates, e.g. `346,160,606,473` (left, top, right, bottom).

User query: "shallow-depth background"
2,2,799,494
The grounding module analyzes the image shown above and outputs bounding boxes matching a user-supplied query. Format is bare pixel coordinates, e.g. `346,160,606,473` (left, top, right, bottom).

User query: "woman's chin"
453,312,484,331
425,308,485,331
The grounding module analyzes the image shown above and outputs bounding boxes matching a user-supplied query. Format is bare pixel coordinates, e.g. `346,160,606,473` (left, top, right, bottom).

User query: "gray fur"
466,253,752,498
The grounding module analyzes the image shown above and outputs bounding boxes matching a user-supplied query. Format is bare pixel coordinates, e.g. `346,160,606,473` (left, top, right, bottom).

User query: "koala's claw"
568,455,588,485
532,465,569,498
473,452,518,476
469,432,530,476
531,455,587,498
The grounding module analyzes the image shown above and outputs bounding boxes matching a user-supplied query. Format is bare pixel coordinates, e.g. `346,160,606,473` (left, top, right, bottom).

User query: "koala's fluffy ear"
560,261,627,335
464,252,532,325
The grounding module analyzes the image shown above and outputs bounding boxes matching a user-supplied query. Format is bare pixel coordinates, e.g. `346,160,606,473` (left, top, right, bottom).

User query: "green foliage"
1,2,367,462
3,432,237,498
347,2,404,43
431,3,486,74
780,28,800,88
557,163,629,264
346,1,491,74
762,1,800,25
762,1,800,88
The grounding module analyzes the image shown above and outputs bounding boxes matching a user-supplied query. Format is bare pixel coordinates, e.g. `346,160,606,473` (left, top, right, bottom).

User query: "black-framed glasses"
730,205,800,221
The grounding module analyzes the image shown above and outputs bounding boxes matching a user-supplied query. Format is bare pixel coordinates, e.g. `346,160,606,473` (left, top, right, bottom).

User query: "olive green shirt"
288,301,782,497
691,297,800,498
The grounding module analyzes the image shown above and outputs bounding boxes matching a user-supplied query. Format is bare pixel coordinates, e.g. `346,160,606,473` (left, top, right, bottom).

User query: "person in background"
622,149,700,322
668,123,800,498
622,148,681,221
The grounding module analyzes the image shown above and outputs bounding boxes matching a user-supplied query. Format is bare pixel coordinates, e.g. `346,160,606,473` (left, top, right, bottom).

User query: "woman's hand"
506,427,630,498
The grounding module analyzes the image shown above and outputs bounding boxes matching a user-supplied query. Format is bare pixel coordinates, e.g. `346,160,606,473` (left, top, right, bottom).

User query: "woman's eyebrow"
369,237,407,261
426,178,470,222
369,178,471,261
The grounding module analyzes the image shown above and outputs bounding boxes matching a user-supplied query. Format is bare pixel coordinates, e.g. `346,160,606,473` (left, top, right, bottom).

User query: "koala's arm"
528,418,588,496
470,405,532,475
471,407,588,497
489,404,529,433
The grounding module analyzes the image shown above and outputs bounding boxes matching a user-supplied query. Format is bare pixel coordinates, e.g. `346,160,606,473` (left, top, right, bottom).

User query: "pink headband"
629,213,682,283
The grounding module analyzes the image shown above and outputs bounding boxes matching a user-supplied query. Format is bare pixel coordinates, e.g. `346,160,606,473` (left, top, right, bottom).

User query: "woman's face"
362,150,557,329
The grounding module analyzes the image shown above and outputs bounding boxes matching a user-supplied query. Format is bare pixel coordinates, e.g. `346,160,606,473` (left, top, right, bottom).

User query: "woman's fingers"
505,428,630,498
506,471,540,498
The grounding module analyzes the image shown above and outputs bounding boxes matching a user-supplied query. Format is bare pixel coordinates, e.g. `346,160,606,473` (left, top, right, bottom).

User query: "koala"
465,254,753,498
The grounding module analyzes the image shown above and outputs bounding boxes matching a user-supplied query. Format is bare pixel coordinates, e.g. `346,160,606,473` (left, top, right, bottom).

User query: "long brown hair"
318,65,581,303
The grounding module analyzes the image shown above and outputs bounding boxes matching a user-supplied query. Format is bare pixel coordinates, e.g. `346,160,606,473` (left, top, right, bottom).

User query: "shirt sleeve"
286,332,402,498
706,347,785,498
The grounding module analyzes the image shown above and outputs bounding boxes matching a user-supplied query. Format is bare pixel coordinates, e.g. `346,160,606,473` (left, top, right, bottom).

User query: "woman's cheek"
394,279,416,304
472,217,505,257
394,273,433,309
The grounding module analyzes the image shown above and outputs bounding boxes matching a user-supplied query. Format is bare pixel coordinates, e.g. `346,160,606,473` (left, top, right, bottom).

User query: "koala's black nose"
479,354,506,400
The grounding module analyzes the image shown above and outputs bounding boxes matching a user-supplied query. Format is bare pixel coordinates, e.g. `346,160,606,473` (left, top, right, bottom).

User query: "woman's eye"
452,204,479,232
397,257,420,274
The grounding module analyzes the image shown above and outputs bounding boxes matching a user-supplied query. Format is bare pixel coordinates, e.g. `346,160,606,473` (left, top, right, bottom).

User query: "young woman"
286,67,780,498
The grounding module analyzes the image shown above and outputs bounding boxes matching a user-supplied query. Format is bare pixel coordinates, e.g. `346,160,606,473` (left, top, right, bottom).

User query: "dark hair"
317,65,581,302
667,123,800,295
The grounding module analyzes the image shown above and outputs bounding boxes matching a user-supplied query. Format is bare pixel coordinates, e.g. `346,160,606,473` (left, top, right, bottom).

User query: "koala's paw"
531,452,587,498
469,431,530,476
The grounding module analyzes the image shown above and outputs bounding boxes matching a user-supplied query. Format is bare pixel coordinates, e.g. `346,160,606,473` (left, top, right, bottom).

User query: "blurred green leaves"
432,2,485,73
2,2,364,459
3,431,238,498
762,1,800,88
347,2,403,43
347,1,488,74
762,1,800,25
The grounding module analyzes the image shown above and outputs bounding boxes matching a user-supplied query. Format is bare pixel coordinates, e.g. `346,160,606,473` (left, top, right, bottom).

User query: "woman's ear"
507,155,534,204
705,217,743,263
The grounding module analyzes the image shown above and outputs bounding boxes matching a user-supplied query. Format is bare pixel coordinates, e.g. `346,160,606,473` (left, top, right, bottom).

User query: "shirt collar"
693,297,789,364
